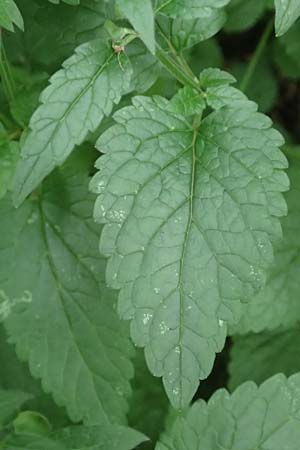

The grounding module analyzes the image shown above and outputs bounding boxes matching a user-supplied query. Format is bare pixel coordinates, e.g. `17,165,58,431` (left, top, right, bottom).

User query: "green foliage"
1,1,300,448
0,0,23,32
229,329,300,389
156,374,300,449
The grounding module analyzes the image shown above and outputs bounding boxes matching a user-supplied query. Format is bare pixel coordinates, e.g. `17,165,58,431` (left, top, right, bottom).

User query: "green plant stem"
240,18,274,92
0,31,16,102
155,45,201,92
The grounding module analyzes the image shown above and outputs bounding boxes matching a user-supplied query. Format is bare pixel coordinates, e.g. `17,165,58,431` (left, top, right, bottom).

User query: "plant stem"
240,18,274,93
155,45,201,92
0,30,16,102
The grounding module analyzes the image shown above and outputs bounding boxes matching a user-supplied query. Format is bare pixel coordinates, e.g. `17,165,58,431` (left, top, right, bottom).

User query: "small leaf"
3,152,134,425
91,93,288,408
116,0,155,53
156,374,300,449
199,68,236,88
168,86,205,116
0,0,23,32
14,411,51,436
275,0,300,36
229,329,300,390
12,39,132,207
0,389,32,425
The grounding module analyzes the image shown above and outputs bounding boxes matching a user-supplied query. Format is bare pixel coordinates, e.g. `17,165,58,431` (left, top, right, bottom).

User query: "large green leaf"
116,0,155,53
155,0,230,19
0,327,69,428
229,329,300,390
0,0,23,32
156,374,300,449
275,0,300,36
232,158,300,334
4,424,147,450
12,39,132,207
2,152,134,425
0,389,31,426
91,93,288,408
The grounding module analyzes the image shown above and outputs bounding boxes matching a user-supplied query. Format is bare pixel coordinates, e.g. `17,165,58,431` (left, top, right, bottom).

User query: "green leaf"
0,389,32,425
0,136,19,201
0,327,69,428
275,21,300,78
275,0,300,36
91,94,288,408
157,10,226,51
4,424,147,450
229,329,300,390
199,68,235,87
48,0,80,4
116,0,155,53
156,374,300,449
13,411,51,436
156,0,230,19
128,350,169,447
10,0,107,69
12,39,132,207
232,157,300,334
168,86,205,116
225,0,268,32
2,151,134,425
0,0,23,32
230,61,278,113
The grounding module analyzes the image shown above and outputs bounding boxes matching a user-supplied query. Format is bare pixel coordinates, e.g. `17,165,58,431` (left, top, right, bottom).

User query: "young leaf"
275,0,300,36
156,374,300,449
155,0,230,19
0,389,32,425
91,94,288,408
2,151,134,425
0,0,23,32
232,158,300,334
157,10,226,51
4,424,147,450
229,329,300,390
12,39,132,207
116,0,155,54
168,86,205,116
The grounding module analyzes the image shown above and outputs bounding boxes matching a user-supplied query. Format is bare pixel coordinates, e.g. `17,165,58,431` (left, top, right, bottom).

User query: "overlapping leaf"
91,92,288,408
232,158,300,334
4,425,147,450
0,389,31,425
0,0,23,32
155,0,230,19
2,152,134,425
157,10,226,51
229,329,300,390
12,39,132,207
156,374,300,449
275,0,300,36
